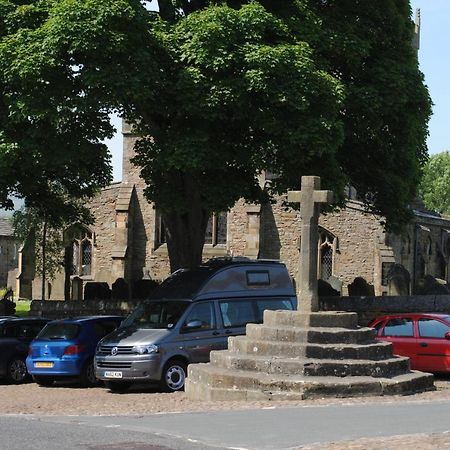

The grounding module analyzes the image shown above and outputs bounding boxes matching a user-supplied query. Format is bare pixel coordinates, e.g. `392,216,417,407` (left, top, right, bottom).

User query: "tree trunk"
64,246,71,301
162,173,210,272
41,219,47,301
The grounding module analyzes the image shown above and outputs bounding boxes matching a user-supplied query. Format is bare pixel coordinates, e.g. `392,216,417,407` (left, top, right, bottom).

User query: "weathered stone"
348,277,375,296
111,278,129,300
185,310,435,401
387,264,410,296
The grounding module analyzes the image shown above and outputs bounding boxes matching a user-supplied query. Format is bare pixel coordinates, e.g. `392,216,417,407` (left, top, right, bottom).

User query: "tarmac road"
2,399,450,450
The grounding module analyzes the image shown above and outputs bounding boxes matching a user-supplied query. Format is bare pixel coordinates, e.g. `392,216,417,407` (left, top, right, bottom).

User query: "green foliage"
419,152,450,215
132,3,346,216
1,0,432,269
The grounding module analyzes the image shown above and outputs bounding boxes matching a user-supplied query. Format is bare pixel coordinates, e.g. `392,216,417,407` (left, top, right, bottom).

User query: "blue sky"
107,1,449,182
410,0,450,156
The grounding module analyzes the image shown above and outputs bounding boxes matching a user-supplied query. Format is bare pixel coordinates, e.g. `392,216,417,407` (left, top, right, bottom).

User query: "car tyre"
105,381,132,393
32,375,54,387
6,357,28,384
160,359,187,392
79,359,98,387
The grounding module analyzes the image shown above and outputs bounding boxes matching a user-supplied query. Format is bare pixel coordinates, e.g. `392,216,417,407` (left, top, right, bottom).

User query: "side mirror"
445,332,450,341
184,320,203,330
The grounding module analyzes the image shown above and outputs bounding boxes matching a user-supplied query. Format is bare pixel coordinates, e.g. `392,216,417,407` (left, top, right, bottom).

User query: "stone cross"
288,176,333,312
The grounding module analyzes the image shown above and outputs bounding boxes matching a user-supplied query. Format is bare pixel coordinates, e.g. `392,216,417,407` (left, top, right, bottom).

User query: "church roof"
0,218,13,237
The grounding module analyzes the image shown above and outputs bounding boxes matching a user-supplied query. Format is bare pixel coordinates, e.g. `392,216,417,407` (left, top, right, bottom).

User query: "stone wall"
30,299,141,319
0,236,18,287
321,295,450,326
30,295,450,325
90,183,122,283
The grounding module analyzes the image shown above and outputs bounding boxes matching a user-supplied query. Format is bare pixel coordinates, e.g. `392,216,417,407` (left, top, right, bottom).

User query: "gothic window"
67,227,93,277
205,212,227,246
318,228,336,281
155,211,227,247
155,213,166,246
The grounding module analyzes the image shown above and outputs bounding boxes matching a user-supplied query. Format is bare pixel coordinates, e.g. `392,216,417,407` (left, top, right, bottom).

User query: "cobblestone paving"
1,376,449,448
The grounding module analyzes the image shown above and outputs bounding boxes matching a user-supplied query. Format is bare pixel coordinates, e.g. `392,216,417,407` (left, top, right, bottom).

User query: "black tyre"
160,359,187,392
105,381,132,393
32,375,54,387
79,359,98,387
6,357,28,384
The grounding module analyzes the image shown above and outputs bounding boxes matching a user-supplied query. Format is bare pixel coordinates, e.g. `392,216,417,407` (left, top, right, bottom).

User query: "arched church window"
205,212,227,246
318,227,336,281
155,213,166,246
66,226,94,277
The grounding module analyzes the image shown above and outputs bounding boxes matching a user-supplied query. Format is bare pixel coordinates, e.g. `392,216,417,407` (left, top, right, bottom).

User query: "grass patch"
15,300,31,317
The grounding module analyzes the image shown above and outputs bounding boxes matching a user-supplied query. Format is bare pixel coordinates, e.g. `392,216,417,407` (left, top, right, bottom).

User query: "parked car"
369,313,450,373
0,317,49,383
95,258,297,393
27,316,123,387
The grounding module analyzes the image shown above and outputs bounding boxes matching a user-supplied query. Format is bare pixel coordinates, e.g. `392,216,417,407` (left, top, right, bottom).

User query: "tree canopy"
419,151,450,215
0,0,432,270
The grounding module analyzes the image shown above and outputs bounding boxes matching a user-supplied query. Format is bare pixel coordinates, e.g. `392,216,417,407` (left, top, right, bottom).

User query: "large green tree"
1,0,431,272
419,151,450,215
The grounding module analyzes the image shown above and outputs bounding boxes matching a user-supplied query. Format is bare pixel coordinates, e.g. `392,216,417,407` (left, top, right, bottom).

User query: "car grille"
96,361,132,369
97,345,134,355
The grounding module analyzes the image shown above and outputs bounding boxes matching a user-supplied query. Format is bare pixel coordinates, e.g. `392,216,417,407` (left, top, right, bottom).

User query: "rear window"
381,318,414,337
37,323,80,340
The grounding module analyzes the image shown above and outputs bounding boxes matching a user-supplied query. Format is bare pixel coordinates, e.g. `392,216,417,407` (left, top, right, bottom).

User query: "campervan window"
219,298,294,328
246,270,270,286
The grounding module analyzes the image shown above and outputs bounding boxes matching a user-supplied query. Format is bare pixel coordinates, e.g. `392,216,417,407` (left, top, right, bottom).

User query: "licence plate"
35,362,54,368
104,371,123,379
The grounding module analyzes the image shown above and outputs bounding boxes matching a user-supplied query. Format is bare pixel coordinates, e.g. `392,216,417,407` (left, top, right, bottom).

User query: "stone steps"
209,351,411,378
263,310,359,328
187,364,435,401
229,336,394,360
245,323,376,344
185,311,436,401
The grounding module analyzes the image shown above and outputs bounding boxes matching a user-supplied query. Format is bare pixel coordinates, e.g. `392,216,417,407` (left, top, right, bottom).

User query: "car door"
379,317,418,368
415,317,450,373
175,301,224,363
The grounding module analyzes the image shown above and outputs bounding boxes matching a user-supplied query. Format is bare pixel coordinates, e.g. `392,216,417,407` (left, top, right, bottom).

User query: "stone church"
14,8,448,301
11,116,450,301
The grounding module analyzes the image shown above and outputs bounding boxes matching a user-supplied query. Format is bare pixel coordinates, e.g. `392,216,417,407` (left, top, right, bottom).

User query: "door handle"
212,331,220,336
420,342,428,348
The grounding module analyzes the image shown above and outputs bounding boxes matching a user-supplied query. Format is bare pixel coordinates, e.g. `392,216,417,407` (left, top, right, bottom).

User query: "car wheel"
32,375,54,387
160,359,187,392
105,381,131,393
6,357,28,384
79,359,98,387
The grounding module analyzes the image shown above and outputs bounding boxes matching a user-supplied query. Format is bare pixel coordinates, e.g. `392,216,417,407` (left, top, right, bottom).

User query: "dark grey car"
0,317,49,383
95,258,297,393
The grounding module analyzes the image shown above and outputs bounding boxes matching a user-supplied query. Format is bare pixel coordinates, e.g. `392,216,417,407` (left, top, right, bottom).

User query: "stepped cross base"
186,310,435,401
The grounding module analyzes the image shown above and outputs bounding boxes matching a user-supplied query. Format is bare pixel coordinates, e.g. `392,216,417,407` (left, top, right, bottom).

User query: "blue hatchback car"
26,316,122,387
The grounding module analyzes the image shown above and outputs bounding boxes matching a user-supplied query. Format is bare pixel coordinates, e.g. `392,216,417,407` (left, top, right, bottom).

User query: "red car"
369,313,450,374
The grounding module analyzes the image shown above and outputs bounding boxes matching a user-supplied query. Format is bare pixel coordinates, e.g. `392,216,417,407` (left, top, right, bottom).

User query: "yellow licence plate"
35,362,54,368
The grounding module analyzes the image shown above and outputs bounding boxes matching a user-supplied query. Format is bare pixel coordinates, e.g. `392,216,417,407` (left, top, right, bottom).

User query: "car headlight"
132,344,159,355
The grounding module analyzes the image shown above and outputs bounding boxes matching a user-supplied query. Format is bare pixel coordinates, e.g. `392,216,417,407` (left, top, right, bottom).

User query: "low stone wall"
29,299,143,319
30,295,450,324
321,295,450,326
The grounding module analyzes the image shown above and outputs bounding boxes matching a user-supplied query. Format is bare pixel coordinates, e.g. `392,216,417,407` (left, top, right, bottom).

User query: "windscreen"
37,323,80,340
121,300,190,329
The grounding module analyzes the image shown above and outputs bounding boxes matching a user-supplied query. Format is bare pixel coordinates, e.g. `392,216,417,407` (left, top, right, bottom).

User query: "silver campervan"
95,258,297,392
